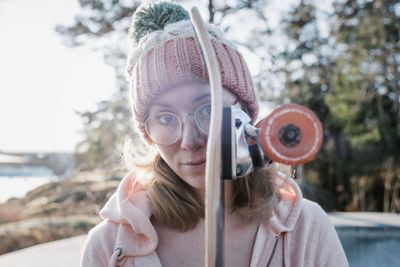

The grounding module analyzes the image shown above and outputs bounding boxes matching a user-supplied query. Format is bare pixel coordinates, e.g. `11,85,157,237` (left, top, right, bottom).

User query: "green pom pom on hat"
130,1,189,44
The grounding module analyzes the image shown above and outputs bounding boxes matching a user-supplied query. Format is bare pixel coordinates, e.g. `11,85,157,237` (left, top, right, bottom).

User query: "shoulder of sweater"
81,220,121,266
297,198,331,226
286,198,336,243
88,219,119,236
85,219,120,249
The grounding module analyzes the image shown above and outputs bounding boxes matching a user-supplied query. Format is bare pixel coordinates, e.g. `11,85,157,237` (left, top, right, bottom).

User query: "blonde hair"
123,139,278,231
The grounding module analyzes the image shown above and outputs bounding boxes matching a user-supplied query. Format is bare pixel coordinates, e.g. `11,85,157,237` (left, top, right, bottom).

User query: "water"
337,227,400,267
0,176,57,203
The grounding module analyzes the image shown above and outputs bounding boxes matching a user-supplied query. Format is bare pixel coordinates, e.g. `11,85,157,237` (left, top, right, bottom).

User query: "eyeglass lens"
145,103,211,146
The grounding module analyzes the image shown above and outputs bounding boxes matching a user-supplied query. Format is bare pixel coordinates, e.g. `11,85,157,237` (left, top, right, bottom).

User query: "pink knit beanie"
126,1,259,142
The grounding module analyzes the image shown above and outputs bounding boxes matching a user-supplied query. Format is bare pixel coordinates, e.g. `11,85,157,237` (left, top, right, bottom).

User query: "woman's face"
147,82,237,194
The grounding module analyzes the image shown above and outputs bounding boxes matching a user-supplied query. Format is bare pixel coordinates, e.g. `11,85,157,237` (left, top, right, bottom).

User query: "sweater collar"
100,171,158,256
267,172,304,234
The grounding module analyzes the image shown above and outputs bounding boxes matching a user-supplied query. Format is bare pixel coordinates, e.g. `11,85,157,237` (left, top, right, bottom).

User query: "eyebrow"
194,93,211,102
151,102,171,108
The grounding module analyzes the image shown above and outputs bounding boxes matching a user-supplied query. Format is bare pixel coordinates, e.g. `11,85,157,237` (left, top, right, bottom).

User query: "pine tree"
328,0,400,211
275,0,352,210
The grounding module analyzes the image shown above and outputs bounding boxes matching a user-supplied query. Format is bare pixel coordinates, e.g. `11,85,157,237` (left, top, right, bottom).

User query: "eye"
197,104,211,117
155,113,178,125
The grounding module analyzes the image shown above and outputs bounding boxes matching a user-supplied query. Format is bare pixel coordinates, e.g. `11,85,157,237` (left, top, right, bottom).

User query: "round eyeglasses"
145,102,212,146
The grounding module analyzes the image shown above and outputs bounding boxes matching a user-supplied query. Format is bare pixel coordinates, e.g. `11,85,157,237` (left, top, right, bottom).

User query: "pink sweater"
80,172,349,267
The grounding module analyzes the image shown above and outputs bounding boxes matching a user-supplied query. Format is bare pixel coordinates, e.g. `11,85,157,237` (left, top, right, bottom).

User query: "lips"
182,159,206,165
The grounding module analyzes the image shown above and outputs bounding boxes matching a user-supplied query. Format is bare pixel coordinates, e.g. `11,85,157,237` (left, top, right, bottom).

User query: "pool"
330,212,400,267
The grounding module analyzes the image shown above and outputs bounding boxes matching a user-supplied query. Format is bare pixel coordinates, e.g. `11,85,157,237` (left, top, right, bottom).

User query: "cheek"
156,146,179,169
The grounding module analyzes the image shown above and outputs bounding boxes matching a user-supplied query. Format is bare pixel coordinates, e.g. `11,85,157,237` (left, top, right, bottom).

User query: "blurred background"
0,0,399,266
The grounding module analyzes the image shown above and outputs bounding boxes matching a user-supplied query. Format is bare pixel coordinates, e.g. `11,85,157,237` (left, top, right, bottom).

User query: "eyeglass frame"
144,99,240,146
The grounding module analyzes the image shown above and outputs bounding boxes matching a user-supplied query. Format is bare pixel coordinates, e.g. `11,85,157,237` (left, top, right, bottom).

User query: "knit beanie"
126,1,259,143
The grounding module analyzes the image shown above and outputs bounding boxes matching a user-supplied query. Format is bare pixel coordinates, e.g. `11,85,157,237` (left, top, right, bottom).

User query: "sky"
0,0,116,153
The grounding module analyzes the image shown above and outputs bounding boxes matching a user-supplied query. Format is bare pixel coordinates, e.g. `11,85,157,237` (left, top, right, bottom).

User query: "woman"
81,1,348,266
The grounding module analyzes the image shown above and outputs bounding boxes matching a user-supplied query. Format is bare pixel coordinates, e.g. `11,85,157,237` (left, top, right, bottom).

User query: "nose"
180,116,206,151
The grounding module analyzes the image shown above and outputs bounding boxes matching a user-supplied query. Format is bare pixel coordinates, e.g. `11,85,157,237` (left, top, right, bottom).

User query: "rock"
0,170,119,255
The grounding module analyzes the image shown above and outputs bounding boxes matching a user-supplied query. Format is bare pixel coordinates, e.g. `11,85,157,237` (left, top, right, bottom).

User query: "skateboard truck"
221,103,323,180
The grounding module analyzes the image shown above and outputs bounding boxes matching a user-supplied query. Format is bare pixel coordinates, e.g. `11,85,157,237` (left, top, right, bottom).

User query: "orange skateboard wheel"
257,103,323,165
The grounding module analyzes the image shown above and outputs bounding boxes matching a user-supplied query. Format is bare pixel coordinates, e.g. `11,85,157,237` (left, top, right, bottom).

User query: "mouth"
182,159,206,166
